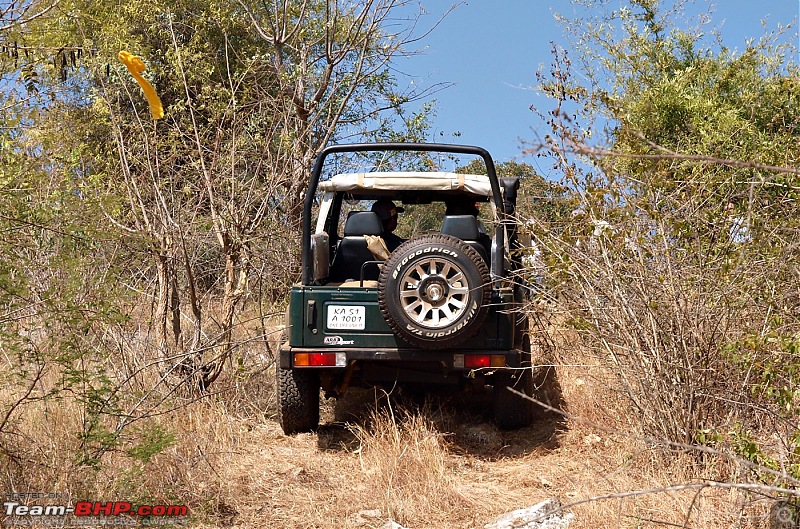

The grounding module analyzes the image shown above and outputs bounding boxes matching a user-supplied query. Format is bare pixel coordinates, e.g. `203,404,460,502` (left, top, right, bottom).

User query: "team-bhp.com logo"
3,493,189,527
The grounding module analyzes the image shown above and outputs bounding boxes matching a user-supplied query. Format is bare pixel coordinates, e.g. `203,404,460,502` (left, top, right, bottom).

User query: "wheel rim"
398,257,470,329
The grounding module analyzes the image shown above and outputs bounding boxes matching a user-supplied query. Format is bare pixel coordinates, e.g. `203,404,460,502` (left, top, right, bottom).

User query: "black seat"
442,215,489,262
329,211,384,282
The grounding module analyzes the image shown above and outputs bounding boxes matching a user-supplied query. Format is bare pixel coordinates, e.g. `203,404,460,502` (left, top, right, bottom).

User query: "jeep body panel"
286,284,518,353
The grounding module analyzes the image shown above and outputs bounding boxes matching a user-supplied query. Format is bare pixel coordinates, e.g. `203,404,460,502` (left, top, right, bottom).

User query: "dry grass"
0,315,786,529
348,405,483,526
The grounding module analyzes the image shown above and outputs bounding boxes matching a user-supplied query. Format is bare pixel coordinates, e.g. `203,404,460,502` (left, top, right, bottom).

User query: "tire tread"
276,357,320,435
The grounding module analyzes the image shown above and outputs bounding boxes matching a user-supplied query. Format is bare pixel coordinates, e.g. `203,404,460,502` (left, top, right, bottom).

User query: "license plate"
326,305,366,330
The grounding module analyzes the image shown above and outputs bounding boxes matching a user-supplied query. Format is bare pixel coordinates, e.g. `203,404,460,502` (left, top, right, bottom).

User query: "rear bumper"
279,345,525,371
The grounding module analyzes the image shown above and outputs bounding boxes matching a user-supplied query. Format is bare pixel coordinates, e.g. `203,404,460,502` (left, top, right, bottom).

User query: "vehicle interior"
316,190,495,285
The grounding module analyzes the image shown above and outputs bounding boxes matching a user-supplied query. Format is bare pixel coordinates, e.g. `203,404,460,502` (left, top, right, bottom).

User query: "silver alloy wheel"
398,257,470,329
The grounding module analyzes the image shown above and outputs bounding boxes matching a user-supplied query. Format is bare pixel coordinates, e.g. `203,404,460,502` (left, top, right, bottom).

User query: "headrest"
344,211,384,236
442,215,480,241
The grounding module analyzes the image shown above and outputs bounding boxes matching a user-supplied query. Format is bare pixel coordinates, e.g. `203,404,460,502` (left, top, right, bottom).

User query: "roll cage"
300,143,506,285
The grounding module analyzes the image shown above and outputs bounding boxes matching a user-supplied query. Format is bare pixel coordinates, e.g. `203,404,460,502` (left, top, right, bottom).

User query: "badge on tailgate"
326,305,366,330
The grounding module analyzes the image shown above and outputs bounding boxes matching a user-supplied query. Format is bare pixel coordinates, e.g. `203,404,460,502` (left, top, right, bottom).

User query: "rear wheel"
276,354,320,435
493,335,534,430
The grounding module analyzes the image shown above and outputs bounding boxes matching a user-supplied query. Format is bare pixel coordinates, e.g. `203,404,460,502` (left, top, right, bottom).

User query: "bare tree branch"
0,0,61,34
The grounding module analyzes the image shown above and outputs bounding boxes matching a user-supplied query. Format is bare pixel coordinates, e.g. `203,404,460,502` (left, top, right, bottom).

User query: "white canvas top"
318,171,499,197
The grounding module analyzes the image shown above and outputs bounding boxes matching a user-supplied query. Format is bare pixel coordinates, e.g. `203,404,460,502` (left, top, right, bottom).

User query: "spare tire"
378,234,491,349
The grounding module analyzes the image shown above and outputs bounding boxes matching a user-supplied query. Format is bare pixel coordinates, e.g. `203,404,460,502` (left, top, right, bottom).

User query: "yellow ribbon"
118,51,164,120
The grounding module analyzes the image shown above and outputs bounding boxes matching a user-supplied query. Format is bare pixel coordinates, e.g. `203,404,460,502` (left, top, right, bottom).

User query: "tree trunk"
153,236,181,359
200,234,248,389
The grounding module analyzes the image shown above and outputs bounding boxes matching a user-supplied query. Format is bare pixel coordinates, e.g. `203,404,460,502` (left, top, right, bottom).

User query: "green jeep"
278,143,536,434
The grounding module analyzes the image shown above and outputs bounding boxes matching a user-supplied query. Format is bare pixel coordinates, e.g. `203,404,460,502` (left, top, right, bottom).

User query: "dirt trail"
186,384,659,529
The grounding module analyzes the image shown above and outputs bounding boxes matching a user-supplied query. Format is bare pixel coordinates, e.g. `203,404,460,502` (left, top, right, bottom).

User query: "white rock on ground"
484,498,574,529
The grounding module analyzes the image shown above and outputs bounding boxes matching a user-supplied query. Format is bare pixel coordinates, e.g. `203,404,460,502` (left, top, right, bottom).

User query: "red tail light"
462,354,506,369
309,353,336,366
465,354,491,368
294,352,346,367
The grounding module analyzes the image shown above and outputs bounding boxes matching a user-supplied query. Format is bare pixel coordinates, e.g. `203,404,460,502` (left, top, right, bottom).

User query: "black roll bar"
301,143,504,285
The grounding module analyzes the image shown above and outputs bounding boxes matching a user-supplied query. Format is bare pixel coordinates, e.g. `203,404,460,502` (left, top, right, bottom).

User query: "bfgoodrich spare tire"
378,233,491,349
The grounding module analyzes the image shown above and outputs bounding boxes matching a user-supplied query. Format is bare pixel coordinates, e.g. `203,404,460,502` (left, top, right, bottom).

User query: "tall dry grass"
349,405,481,525
528,307,797,528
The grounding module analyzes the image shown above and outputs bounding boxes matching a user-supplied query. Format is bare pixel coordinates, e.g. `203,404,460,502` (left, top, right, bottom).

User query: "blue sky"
398,1,799,171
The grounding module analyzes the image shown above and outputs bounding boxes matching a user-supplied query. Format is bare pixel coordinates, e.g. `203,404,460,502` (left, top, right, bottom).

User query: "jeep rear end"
277,143,534,434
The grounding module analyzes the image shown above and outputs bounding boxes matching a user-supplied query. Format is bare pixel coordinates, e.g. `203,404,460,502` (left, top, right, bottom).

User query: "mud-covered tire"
378,233,491,349
276,354,320,435
493,335,534,430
